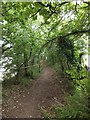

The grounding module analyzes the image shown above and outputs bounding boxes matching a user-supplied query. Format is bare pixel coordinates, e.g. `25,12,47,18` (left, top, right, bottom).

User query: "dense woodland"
1,0,90,119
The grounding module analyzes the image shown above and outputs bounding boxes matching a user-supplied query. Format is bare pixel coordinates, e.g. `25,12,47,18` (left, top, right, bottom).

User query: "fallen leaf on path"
23,95,25,97
53,97,57,100
13,106,16,109
19,103,22,106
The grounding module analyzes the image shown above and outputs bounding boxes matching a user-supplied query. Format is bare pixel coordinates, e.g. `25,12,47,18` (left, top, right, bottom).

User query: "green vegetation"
1,0,90,119
41,78,89,119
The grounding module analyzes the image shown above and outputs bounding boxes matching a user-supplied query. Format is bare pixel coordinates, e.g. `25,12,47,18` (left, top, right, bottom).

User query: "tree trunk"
24,52,29,76
15,54,20,85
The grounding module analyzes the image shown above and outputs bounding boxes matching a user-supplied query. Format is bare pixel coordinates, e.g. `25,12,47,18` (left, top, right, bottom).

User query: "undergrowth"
41,78,89,119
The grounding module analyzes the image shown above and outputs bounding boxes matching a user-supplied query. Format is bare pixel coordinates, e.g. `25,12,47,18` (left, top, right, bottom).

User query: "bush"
52,91,89,118
19,77,33,87
42,78,89,119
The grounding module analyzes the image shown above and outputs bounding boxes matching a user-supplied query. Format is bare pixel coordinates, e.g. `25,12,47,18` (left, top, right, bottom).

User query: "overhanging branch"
64,29,90,37
83,2,90,6
39,29,90,54
2,46,13,53
37,1,69,8
58,2,69,7
30,8,41,18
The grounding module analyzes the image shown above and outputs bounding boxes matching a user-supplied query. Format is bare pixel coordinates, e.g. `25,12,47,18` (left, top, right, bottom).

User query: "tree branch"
83,2,90,6
37,1,52,8
39,29,90,54
2,46,13,53
38,1,69,8
30,8,41,18
64,29,90,37
58,2,69,7
37,1,69,16
39,37,56,55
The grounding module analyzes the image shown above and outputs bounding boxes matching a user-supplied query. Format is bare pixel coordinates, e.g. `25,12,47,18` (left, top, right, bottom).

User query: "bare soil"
2,65,70,118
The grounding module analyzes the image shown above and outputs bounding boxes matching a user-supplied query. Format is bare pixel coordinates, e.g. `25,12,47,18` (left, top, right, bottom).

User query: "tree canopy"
1,1,89,81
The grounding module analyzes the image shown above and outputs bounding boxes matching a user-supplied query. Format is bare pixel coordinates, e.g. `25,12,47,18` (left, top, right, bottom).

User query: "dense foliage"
1,0,90,118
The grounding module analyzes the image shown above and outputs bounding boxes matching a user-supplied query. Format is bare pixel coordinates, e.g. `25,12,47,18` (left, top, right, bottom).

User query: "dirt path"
2,65,70,118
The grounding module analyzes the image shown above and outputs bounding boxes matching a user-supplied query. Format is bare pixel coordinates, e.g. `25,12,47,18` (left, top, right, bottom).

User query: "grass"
19,77,33,87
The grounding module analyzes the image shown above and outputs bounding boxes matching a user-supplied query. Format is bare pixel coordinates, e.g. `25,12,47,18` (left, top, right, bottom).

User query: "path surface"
2,65,70,118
